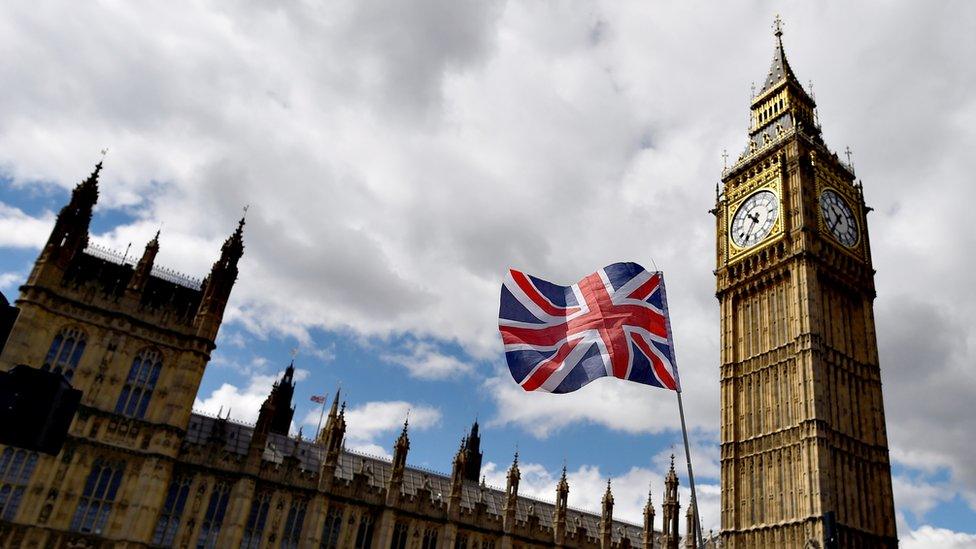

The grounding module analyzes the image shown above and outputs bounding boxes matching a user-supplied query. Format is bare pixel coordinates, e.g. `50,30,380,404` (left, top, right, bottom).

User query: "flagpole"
676,388,705,548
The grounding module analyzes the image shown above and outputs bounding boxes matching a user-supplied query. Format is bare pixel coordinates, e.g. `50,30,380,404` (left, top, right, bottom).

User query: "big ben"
715,18,898,548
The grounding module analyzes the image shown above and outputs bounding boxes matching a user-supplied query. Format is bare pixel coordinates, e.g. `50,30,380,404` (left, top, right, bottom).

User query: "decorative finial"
844,146,854,167
773,14,784,38
722,149,729,170
750,81,756,98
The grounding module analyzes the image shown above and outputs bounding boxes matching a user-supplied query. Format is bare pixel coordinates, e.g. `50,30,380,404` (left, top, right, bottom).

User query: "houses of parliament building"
0,161,698,548
0,19,897,549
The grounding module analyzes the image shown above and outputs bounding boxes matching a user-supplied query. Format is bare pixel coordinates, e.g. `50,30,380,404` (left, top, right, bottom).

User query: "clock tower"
714,19,898,548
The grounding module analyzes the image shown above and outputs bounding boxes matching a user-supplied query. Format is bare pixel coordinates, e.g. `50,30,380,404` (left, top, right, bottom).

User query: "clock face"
819,189,858,247
730,190,779,248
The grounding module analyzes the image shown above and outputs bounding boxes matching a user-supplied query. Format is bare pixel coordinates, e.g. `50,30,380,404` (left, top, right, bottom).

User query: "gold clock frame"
816,186,862,250
726,179,784,263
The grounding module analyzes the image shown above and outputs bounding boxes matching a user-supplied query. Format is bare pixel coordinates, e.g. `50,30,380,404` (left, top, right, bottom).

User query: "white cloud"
0,271,22,291
902,526,976,549
381,340,474,379
301,400,442,458
0,203,54,249
481,460,720,533
484,368,716,438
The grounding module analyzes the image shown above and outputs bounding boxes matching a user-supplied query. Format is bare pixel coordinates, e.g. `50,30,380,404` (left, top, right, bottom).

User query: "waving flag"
499,262,679,394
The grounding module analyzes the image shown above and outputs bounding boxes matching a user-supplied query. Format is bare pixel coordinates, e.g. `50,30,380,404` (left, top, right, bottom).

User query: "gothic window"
422,526,439,549
481,539,496,549
454,531,469,549
353,513,375,549
115,348,163,419
42,327,87,381
280,498,308,549
391,521,409,549
151,474,192,546
196,481,231,549
0,447,38,521
320,505,343,549
70,459,125,534
241,491,272,549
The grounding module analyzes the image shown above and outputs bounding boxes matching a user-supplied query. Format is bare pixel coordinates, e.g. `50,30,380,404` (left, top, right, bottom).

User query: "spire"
684,501,698,549
389,414,410,504
756,14,805,98
127,229,160,294
644,482,656,549
194,215,246,340
259,364,296,436
602,478,614,509
37,160,102,274
462,418,483,482
554,463,569,544
663,454,681,549
600,478,614,549
503,448,520,532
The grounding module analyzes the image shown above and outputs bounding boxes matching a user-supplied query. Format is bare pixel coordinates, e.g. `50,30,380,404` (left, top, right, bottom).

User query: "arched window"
197,481,231,549
0,447,39,521
242,491,272,549
42,327,87,381
70,459,125,534
115,348,162,419
151,474,192,546
320,505,343,549
280,498,308,549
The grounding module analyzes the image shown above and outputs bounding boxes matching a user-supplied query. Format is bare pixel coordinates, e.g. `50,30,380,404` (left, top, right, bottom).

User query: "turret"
462,419,483,481
318,389,346,488
30,162,101,285
554,465,569,545
503,451,520,532
600,479,614,549
194,217,245,341
126,230,160,296
684,502,697,549
663,455,680,549
267,362,296,435
643,485,656,549
449,436,468,515
388,417,409,505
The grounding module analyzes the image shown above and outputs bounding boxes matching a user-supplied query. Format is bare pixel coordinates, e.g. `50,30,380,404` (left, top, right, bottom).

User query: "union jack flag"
310,395,327,404
498,262,679,394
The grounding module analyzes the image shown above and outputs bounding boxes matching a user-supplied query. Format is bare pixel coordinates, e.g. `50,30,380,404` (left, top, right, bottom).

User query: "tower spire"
34,160,102,277
194,215,245,340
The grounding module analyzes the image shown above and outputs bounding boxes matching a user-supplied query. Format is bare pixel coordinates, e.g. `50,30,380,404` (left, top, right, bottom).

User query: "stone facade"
0,164,707,548
714,21,898,548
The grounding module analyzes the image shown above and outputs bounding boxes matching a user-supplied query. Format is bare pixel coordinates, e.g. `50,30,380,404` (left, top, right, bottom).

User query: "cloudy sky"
1,1,975,546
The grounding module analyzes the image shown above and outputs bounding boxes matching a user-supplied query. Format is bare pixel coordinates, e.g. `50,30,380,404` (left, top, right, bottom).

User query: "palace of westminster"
0,21,898,549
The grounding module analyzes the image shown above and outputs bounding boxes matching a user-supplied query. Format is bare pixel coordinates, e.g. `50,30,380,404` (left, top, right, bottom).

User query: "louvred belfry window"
115,348,163,419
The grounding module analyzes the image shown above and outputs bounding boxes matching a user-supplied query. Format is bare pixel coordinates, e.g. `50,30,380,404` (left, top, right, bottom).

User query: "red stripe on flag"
521,339,582,392
632,334,677,390
512,270,580,317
